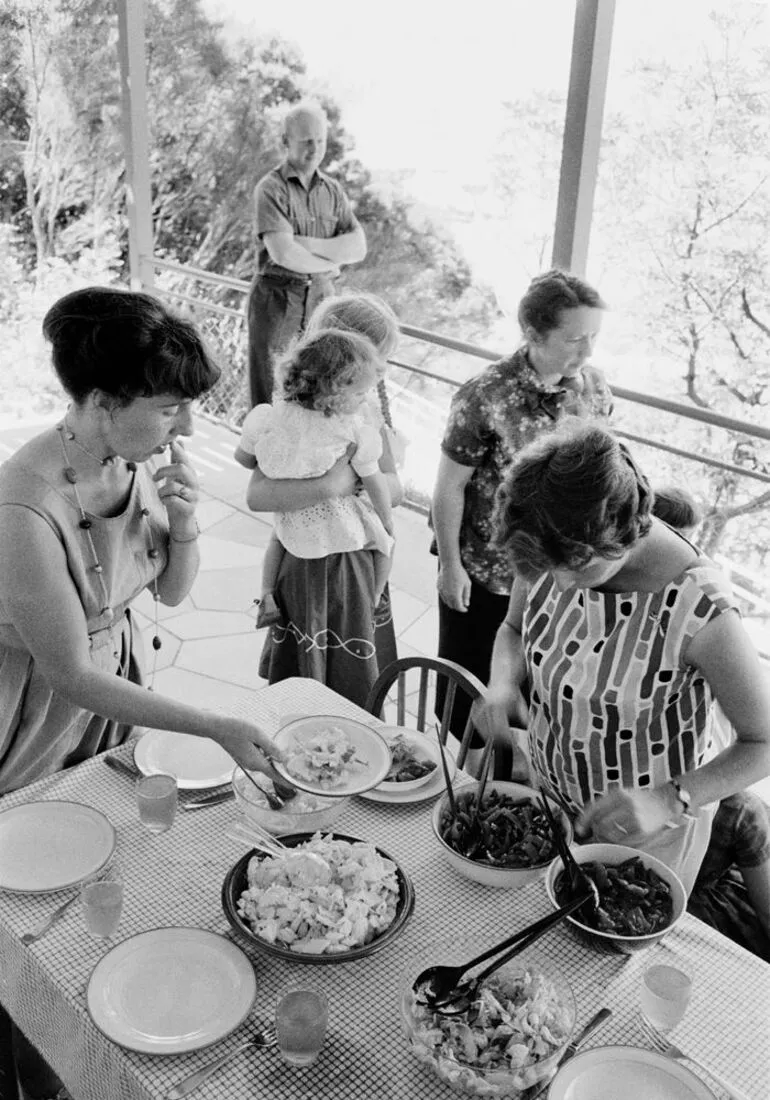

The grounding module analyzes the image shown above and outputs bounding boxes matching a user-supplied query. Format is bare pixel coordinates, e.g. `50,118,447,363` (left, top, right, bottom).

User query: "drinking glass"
640,948,693,1032
275,986,328,1067
136,773,177,833
80,865,123,940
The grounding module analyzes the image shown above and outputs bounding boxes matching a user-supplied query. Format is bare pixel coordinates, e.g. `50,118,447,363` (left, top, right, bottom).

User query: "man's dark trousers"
247,272,333,407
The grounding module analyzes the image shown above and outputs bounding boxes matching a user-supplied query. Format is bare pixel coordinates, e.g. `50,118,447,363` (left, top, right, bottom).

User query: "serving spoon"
415,884,599,1015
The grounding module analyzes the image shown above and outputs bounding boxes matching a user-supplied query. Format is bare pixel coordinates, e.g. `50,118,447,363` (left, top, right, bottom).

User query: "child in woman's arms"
235,328,394,628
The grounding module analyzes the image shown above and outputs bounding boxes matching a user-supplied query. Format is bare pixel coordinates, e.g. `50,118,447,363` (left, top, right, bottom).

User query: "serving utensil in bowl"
415,886,596,1014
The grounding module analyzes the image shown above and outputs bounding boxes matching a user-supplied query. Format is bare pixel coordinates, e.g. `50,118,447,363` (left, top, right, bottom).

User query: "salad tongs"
416,885,598,1015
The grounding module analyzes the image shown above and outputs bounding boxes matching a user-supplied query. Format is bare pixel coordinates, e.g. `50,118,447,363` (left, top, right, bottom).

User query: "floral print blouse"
439,347,613,594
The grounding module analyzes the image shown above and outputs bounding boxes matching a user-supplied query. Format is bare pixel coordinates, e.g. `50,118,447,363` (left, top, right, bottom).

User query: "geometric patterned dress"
523,560,737,891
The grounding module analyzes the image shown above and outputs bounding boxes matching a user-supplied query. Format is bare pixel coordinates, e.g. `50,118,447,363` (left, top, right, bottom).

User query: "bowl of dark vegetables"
431,781,573,888
544,843,686,954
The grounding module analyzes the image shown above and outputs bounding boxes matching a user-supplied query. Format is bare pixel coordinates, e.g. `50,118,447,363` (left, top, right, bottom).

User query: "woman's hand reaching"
212,717,289,783
577,784,679,845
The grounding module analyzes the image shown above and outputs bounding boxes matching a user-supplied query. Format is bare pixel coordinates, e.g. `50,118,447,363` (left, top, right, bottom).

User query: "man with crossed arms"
246,102,367,407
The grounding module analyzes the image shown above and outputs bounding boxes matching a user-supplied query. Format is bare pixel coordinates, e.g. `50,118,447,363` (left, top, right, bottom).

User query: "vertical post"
552,0,616,276
116,0,154,291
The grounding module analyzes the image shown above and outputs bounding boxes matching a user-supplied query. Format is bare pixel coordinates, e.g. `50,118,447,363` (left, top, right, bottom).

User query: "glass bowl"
432,781,573,889
231,766,349,835
543,843,687,954
400,953,576,1096
221,832,415,963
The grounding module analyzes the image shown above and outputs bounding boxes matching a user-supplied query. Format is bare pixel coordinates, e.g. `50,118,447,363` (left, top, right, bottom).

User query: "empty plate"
87,928,257,1054
0,801,115,894
548,1045,715,1099
133,730,234,789
271,715,391,797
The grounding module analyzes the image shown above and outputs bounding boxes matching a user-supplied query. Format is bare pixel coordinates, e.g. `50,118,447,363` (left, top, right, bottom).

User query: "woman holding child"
240,293,403,707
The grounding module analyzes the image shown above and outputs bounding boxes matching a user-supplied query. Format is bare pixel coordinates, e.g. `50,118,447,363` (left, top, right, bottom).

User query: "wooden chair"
364,655,487,774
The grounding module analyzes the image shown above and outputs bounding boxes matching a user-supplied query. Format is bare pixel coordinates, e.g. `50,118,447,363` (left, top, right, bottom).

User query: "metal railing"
149,256,770,654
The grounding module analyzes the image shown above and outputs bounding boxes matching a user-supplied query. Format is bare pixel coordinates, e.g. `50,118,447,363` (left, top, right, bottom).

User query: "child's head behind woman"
279,328,380,417
306,292,400,361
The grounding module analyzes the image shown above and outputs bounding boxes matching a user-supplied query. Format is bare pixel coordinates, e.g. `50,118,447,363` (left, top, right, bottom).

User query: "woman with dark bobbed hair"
473,423,770,892
431,269,612,758
0,287,279,797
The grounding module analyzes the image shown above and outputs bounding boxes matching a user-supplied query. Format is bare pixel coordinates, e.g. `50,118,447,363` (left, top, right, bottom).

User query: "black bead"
79,518,93,530
64,467,77,484
141,507,150,517
127,462,137,472
148,548,159,559
152,635,162,651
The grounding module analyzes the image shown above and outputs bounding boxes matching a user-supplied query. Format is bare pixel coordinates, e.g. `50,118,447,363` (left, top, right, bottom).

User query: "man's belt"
258,271,330,288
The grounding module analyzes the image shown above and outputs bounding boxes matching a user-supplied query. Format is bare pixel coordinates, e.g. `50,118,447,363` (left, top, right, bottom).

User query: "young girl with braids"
237,292,404,706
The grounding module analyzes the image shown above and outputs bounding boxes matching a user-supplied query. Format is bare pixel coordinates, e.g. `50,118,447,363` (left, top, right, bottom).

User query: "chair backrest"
364,656,486,773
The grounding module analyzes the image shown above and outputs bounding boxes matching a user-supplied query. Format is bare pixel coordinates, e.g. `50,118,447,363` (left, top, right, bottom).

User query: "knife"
102,754,139,780
182,788,235,809
529,1007,612,1099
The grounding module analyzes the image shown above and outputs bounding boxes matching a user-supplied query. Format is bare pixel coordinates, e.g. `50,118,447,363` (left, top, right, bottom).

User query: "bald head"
283,102,328,141
282,102,328,181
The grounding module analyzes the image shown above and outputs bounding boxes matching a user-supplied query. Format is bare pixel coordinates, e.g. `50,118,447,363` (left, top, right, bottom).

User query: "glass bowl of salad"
231,766,350,835
431,781,572,888
544,843,687,954
401,952,576,1097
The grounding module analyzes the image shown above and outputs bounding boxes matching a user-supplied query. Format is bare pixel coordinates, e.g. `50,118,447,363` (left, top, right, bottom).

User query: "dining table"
0,676,768,1100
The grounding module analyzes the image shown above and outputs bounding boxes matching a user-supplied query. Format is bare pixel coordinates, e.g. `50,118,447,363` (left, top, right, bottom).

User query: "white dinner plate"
87,928,257,1055
360,745,457,804
133,730,234,789
272,715,391,797
548,1045,715,1100
0,801,115,894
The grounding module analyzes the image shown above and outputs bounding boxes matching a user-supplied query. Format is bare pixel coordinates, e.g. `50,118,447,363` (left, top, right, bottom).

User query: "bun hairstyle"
279,328,379,416
42,286,220,405
494,423,653,580
517,268,606,339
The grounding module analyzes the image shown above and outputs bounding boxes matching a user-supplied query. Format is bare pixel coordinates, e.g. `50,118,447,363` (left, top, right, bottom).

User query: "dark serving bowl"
543,842,686,955
221,831,415,964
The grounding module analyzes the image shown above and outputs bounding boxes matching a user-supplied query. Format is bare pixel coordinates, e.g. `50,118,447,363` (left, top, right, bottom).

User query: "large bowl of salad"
222,831,415,963
401,953,576,1097
431,781,572,889
544,843,686,954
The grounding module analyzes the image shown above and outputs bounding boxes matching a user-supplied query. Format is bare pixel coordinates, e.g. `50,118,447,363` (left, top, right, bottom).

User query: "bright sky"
201,0,755,174
201,0,769,299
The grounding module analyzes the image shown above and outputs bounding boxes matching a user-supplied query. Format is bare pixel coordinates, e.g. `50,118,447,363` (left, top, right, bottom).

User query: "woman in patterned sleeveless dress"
473,423,770,892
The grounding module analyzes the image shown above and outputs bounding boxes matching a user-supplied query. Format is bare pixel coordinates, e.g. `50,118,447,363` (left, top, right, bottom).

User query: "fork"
166,1026,276,1098
639,1015,751,1100
21,893,78,946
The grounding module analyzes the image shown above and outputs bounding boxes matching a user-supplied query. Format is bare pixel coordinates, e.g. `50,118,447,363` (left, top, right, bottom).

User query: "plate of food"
271,716,391,797
221,831,415,963
376,727,441,792
133,729,234,790
361,742,456,804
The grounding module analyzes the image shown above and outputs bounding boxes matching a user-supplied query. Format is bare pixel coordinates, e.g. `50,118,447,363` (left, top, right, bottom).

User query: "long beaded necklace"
56,421,162,688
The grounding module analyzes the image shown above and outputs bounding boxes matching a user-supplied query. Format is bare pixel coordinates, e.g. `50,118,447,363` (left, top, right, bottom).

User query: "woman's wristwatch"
664,778,696,826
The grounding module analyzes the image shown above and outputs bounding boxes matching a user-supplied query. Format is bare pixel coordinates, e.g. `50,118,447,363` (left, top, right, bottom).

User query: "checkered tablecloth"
1,678,767,1100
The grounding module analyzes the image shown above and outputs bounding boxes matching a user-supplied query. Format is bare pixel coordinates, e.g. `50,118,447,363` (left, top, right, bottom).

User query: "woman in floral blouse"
431,269,612,753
